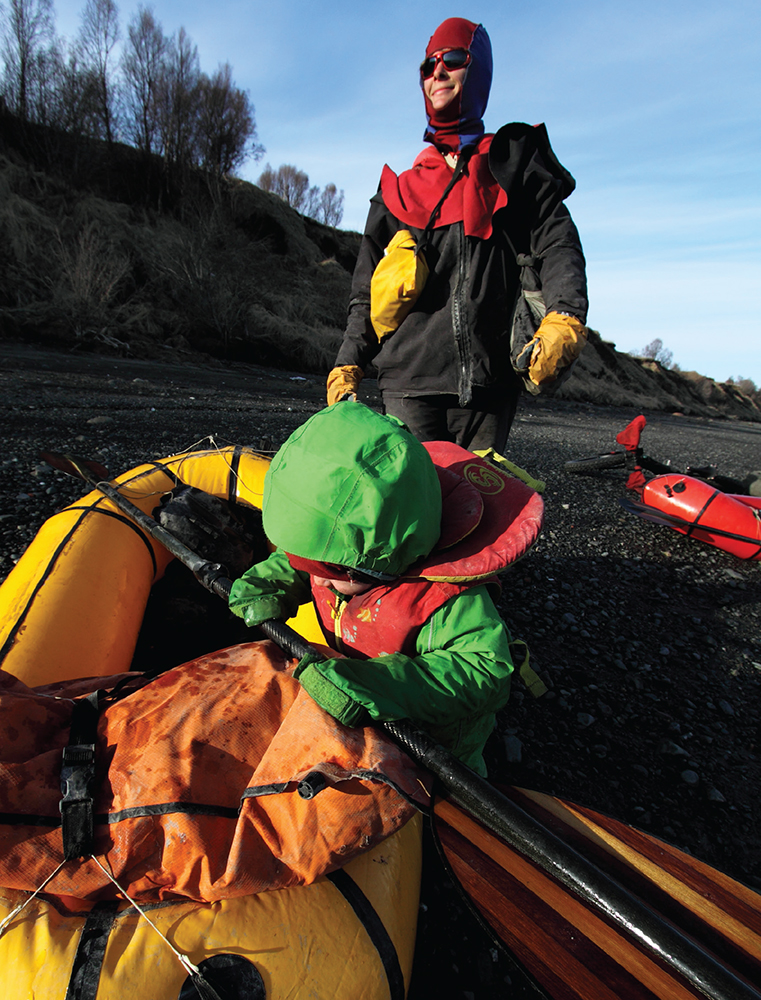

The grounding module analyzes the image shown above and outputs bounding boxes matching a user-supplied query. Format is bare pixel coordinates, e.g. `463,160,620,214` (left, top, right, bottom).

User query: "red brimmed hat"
409,442,545,582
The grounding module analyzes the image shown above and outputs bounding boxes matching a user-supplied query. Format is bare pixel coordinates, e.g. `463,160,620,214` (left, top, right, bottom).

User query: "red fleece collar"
380,135,507,240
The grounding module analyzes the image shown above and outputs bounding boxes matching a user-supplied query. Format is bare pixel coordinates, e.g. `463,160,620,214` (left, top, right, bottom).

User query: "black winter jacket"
334,123,588,406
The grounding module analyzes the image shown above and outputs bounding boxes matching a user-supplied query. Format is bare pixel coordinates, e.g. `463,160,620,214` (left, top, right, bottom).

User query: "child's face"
313,576,374,597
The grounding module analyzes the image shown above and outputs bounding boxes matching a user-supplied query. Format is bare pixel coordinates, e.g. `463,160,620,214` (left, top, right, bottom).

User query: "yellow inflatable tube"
0,445,273,686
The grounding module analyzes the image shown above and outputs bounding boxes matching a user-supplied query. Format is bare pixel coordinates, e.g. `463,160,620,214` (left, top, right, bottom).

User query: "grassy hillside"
0,108,360,370
557,331,761,422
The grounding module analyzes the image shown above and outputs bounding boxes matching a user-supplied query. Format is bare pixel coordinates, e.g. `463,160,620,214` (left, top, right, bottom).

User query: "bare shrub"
51,220,131,335
142,208,256,355
0,182,58,314
630,337,675,369
242,305,341,371
0,190,54,266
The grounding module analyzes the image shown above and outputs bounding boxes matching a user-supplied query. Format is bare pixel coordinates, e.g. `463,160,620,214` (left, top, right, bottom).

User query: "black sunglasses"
420,49,471,79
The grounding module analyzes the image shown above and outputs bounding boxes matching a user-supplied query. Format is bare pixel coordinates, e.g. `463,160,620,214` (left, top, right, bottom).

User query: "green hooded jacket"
229,403,514,775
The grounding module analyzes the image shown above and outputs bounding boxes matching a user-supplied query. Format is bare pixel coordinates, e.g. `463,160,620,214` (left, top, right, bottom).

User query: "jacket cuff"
296,663,366,727
236,596,286,628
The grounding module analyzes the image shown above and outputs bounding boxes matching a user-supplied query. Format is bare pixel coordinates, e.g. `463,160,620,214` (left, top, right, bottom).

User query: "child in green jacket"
229,402,540,775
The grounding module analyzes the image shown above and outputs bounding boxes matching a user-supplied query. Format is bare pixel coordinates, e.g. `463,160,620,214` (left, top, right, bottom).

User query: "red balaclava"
422,18,493,152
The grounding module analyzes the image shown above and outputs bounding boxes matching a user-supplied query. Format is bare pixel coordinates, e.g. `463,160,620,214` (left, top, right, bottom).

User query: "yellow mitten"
521,312,587,386
326,365,364,405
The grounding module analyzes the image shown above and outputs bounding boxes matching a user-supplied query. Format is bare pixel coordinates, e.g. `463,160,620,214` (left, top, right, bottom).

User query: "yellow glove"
518,312,587,387
326,365,364,405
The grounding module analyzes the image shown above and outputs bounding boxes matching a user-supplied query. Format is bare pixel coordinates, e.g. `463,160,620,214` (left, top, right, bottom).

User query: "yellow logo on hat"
463,462,505,496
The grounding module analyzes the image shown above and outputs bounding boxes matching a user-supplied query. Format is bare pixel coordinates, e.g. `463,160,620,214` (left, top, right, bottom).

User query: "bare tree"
256,162,275,191
120,5,167,155
196,62,262,176
316,182,344,227
303,183,320,217
40,44,100,135
632,337,674,369
156,26,200,169
77,0,120,143
24,37,61,124
1,0,55,120
258,162,310,210
258,164,344,226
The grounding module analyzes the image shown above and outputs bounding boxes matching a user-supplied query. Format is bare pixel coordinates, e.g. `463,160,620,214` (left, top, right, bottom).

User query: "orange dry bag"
0,640,428,905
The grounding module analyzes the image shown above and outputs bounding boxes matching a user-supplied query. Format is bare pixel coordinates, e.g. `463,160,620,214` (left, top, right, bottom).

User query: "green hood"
262,403,442,577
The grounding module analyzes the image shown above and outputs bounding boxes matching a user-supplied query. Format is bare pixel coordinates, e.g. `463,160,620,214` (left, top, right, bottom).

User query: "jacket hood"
262,403,442,577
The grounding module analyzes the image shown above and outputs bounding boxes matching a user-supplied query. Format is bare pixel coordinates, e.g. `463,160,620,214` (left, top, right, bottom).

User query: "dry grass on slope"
0,144,359,373
557,331,761,423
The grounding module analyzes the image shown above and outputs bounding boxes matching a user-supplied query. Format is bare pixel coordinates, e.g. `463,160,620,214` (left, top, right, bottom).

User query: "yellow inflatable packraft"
0,444,422,999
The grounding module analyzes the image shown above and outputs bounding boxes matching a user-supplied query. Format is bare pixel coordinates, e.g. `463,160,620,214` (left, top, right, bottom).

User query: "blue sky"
51,0,761,384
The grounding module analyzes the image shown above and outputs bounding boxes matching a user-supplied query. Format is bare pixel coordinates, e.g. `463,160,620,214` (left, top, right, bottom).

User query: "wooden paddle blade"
40,451,111,482
435,789,761,1000
512,787,761,986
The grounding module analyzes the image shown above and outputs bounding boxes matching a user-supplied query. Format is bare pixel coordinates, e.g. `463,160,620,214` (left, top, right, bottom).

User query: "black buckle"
59,690,101,861
60,742,96,860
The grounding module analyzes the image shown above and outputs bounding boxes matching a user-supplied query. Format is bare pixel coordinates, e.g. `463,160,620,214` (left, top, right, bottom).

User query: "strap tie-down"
60,692,100,860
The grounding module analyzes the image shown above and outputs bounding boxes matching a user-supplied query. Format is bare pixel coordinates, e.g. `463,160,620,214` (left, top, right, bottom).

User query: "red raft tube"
620,474,761,560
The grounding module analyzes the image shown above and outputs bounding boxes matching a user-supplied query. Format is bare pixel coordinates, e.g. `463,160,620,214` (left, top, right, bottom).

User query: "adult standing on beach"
327,17,588,453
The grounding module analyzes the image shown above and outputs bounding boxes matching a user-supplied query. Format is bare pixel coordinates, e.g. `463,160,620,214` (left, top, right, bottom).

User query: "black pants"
382,389,520,454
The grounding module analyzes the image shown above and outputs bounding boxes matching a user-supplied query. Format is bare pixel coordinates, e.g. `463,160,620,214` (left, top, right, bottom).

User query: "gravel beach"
2,342,760,998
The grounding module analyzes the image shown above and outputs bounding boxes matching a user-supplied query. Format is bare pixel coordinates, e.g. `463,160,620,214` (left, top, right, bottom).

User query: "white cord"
0,856,203,984
90,856,200,978
0,858,68,936
111,434,271,504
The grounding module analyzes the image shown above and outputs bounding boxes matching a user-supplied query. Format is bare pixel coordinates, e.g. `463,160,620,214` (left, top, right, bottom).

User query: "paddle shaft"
53,457,761,1000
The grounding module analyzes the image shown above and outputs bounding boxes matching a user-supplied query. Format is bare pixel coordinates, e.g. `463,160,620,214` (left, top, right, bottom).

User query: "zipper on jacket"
331,594,348,653
451,223,472,406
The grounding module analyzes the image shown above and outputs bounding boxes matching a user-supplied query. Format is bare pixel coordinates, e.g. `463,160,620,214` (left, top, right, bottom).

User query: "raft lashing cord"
41,451,761,1000
0,826,226,1000
89,858,226,1000
0,859,68,936
0,862,224,1000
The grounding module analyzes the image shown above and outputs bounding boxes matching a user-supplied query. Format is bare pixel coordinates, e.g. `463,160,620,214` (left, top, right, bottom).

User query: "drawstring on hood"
422,17,492,153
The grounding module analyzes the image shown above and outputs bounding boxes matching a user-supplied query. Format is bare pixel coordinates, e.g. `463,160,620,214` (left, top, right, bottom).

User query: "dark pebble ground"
1,343,760,999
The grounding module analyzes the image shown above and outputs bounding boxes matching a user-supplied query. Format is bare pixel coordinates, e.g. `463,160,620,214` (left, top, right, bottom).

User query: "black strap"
417,146,474,256
327,868,405,1000
61,505,158,577
60,691,101,860
64,900,119,1000
228,444,243,503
